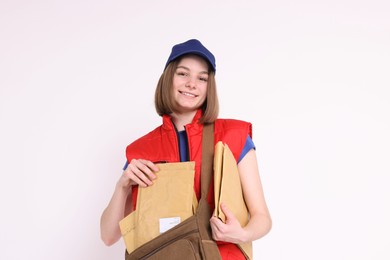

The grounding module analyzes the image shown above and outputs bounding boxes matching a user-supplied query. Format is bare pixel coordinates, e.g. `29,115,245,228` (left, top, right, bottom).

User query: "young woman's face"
172,55,209,114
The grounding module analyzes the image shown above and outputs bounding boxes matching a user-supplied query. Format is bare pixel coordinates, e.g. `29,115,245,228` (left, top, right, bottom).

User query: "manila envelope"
213,141,253,259
120,161,196,254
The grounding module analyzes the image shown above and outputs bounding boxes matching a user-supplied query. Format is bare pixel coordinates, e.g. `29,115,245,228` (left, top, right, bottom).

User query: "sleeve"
237,135,256,163
123,161,129,171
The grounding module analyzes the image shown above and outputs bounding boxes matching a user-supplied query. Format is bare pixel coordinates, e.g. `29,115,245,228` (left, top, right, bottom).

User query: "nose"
185,76,196,88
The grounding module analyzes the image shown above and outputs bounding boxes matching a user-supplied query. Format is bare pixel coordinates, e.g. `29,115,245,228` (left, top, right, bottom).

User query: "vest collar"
162,109,203,130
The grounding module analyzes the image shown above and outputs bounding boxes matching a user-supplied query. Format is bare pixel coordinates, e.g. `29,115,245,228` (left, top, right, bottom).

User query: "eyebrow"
176,66,209,75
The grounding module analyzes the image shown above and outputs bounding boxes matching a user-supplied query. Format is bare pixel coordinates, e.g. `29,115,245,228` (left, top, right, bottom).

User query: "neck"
171,110,197,131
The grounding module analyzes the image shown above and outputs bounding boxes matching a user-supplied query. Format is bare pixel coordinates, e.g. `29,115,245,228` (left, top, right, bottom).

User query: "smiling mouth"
179,91,198,98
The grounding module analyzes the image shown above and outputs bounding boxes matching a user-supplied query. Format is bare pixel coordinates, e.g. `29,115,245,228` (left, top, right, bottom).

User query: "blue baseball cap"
165,39,216,72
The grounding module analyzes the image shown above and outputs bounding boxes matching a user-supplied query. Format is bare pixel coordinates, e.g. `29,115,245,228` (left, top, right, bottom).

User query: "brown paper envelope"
119,161,196,254
213,141,253,259
214,142,249,225
213,141,224,218
119,210,136,253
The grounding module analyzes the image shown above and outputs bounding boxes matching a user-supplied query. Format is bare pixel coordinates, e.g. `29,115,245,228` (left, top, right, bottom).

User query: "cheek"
172,76,179,87
200,85,208,97
173,76,185,85
172,81,181,92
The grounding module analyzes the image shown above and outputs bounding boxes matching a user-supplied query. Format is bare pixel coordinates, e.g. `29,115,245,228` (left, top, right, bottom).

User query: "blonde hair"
154,56,219,124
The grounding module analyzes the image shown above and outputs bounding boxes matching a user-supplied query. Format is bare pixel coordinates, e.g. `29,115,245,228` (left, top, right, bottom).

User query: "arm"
210,149,272,243
100,181,133,246
100,159,159,246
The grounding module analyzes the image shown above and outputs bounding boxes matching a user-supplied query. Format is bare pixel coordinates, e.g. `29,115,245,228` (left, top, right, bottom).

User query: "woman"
100,39,272,259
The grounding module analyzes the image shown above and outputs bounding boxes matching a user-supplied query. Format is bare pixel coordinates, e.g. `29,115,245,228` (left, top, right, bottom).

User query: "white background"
1,1,389,259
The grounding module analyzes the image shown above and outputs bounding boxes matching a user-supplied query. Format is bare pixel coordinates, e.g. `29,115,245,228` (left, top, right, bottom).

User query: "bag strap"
200,123,214,199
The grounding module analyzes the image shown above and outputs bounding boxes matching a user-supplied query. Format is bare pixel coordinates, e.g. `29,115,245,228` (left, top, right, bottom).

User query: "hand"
118,159,159,189
210,203,247,244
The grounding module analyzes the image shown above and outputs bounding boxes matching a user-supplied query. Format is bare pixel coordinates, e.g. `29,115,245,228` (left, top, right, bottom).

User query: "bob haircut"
154,55,219,124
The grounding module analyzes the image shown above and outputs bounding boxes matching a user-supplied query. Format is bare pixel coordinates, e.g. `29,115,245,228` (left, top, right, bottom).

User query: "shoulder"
125,125,164,155
214,118,253,161
214,118,252,138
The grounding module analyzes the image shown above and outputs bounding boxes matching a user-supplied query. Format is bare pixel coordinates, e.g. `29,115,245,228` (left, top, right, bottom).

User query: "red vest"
125,110,252,259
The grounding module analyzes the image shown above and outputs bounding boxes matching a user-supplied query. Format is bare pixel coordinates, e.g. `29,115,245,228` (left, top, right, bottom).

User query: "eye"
199,76,208,82
176,71,188,77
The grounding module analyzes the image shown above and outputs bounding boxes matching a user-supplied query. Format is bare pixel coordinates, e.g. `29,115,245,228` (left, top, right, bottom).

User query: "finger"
209,220,219,240
123,168,149,187
131,175,148,187
128,163,154,186
134,159,158,180
210,216,224,232
139,159,160,173
210,218,225,241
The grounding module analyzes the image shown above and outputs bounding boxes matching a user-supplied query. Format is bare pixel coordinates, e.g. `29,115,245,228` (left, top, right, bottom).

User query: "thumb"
220,202,235,222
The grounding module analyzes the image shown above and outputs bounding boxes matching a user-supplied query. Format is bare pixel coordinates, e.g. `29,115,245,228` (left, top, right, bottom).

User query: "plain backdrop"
1,1,389,259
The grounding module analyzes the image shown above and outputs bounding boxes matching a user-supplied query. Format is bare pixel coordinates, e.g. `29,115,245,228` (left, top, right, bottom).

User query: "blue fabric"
178,130,189,162
165,39,216,72
238,135,256,163
123,161,128,171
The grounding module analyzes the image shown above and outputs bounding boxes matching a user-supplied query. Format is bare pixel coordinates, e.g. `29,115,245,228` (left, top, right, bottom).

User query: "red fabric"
218,242,247,260
126,109,252,259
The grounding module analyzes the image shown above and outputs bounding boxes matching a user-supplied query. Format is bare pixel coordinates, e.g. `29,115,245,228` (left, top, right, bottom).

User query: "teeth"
181,92,196,97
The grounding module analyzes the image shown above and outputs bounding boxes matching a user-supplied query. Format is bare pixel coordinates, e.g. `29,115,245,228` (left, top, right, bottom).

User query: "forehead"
177,54,209,71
